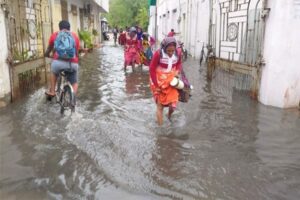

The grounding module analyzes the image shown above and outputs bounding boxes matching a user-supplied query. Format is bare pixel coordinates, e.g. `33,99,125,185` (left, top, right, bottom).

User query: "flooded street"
1,41,300,200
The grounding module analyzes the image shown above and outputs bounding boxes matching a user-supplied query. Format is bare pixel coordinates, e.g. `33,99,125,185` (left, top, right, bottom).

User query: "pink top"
48,31,80,63
149,36,156,46
150,50,182,86
167,31,175,37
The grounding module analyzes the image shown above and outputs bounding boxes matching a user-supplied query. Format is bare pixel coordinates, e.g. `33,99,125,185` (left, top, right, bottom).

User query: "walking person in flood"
140,33,152,66
136,26,143,50
124,27,140,71
149,35,156,51
44,20,80,97
118,28,126,46
150,37,182,125
112,26,118,45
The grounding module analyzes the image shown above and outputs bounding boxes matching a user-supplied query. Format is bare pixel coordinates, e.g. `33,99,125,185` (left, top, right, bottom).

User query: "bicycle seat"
59,69,74,76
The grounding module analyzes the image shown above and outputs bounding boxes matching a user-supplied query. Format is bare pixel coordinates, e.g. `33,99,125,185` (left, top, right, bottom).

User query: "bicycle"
56,69,76,114
199,42,214,66
178,42,188,62
46,69,76,114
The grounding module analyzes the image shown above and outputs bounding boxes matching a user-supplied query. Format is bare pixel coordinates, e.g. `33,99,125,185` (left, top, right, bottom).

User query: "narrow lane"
1,41,300,200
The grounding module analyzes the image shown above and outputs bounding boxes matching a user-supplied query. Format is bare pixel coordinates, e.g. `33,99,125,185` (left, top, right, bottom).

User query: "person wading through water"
149,37,182,125
124,27,140,71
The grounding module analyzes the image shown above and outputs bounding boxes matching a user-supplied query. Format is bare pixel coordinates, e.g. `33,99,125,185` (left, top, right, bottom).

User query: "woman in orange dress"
150,37,182,125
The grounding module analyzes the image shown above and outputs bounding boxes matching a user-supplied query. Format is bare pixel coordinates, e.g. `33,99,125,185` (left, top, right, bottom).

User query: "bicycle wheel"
55,76,62,103
60,85,75,114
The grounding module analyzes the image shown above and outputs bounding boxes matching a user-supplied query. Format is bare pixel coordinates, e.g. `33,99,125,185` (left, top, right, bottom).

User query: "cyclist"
44,20,80,98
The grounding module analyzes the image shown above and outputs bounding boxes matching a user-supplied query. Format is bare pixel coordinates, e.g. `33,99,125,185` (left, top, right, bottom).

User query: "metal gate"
1,0,52,99
209,0,266,97
210,0,264,64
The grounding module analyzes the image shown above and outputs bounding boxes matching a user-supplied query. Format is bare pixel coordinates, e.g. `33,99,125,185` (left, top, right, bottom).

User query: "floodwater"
1,41,300,200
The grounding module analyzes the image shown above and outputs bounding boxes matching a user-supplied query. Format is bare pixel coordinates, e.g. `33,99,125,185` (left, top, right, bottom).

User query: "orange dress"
149,50,182,107
150,69,179,106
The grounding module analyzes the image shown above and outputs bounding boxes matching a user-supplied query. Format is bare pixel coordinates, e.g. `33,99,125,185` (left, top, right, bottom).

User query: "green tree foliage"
136,7,149,30
105,0,149,30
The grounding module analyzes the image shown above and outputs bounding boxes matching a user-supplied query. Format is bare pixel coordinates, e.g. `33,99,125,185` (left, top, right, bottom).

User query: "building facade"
149,0,210,59
0,0,109,107
149,0,300,108
51,0,109,43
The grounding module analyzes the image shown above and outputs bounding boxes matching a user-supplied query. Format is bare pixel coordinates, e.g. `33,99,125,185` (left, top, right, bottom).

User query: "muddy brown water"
1,41,300,200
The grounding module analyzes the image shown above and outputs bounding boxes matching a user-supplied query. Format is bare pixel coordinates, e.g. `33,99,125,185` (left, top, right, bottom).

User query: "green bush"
78,30,93,49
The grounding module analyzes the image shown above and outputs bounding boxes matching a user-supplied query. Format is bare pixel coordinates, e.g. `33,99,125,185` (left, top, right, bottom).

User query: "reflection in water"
0,41,300,200
12,65,47,100
77,51,104,111
125,70,152,99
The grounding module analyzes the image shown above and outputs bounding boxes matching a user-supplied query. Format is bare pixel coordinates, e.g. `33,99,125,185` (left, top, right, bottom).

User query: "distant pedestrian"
140,33,152,66
136,26,143,50
112,27,118,45
118,28,126,45
124,27,140,71
167,29,179,37
149,35,156,51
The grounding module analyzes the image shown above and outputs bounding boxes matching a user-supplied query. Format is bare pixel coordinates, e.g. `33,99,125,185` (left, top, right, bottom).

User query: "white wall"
156,0,181,42
0,9,11,102
148,6,156,38
155,0,210,58
259,0,300,108
187,0,210,58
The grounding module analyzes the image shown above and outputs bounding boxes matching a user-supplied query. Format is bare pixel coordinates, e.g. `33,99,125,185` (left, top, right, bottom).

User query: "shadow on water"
1,41,300,200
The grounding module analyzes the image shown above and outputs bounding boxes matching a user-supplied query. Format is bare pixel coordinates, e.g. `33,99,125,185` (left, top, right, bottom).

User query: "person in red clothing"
150,37,182,125
124,27,140,71
167,29,178,37
118,28,126,45
44,20,80,97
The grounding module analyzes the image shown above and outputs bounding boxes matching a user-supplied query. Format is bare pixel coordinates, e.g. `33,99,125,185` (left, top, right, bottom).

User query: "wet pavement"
1,41,300,200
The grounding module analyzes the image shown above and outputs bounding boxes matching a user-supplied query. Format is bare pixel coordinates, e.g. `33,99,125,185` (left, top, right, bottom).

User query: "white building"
149,0,210,59
259,0,300,108
149,0,300,108
0,8,10,107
